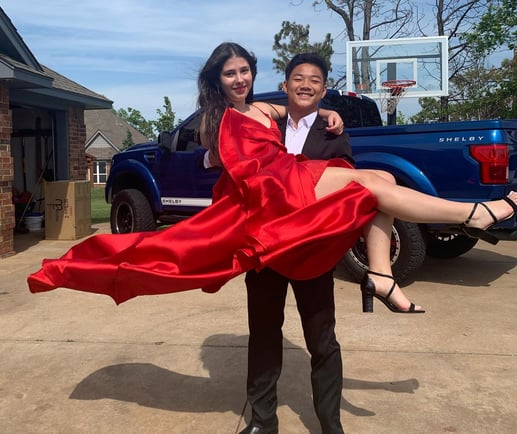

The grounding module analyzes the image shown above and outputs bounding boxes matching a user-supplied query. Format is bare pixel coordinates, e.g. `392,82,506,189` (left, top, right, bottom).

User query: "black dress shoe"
238,423,279,434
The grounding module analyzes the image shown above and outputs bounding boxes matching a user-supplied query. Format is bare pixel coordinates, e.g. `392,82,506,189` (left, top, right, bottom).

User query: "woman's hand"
320,109,344,135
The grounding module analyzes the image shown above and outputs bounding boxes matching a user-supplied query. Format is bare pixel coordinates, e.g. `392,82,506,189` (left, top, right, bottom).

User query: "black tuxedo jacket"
276,114,355,165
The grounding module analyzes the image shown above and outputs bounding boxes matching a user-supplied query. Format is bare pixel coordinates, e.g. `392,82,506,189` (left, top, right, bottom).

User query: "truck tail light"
469,144,509,184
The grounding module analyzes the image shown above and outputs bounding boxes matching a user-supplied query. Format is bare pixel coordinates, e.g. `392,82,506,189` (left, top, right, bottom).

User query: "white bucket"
24,213,44,232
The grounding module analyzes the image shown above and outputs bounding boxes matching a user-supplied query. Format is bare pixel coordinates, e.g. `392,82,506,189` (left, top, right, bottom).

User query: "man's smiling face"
282,63,327,115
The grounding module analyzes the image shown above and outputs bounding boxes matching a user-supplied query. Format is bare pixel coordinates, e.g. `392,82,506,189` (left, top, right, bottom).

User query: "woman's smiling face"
219,56,253,106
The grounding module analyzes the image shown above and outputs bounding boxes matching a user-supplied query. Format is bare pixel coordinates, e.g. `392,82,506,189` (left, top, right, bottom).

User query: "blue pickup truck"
105,90,517,282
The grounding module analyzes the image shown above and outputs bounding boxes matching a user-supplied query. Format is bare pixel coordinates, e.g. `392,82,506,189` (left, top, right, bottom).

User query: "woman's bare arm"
252,102,344,134
252,102,287,120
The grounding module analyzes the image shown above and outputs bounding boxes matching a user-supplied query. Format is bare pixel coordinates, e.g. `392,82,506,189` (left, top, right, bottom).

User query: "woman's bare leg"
361,170,423,311
317,167,516,312
315,167,517,229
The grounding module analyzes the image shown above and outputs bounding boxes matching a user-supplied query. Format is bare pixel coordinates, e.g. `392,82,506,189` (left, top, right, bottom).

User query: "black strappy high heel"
360,271,425,314
460,195,517,245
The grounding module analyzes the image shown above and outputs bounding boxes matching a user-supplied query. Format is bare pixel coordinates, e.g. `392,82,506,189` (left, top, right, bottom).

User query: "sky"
2,0,352,121
4,1,510,123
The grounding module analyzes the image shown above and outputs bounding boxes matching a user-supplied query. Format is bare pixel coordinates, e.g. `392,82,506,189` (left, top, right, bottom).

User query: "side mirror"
158,131,174,151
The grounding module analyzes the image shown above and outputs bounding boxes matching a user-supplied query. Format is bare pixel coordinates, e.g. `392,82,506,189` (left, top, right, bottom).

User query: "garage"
0,8,112,256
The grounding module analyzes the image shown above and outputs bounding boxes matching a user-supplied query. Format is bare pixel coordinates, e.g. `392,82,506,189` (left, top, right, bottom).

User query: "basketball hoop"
379,79,416,114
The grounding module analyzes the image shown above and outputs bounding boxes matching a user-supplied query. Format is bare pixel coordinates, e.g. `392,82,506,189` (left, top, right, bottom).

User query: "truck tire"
425,233,478,259
110,189,156,234
339,220,426,284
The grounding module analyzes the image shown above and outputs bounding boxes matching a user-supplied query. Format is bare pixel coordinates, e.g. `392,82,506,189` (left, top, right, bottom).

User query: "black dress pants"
245,267,344,434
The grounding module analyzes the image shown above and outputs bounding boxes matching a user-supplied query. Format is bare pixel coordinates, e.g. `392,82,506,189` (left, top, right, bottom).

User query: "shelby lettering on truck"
439,136,485,142
105,90,517,283
161,197,211,207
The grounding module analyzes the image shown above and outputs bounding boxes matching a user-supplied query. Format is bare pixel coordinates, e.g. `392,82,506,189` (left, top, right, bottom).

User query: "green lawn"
91,186,111,224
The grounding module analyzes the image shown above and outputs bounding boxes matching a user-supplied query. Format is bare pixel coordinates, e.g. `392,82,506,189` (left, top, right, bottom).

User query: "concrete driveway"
1,223,516,433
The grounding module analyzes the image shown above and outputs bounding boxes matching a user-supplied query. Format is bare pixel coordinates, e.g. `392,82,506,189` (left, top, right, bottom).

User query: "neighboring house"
0,7,112,257
84,110,148,185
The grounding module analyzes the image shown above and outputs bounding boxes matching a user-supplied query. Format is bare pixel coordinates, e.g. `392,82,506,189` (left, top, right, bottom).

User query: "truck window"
321,94,382,128
176,114,202,152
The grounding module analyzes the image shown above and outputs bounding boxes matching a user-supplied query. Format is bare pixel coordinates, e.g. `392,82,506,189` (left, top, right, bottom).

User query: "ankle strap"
367,270,394,280
369,270,397,301
503,196,517,213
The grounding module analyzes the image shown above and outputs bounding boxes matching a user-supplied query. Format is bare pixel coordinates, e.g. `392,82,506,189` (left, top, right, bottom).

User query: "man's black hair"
284,53,329,82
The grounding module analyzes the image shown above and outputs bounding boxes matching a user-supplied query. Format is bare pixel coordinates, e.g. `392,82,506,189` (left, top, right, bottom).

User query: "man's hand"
203,150,222,168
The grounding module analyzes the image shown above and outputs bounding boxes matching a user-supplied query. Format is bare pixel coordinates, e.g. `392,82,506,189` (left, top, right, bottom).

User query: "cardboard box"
44,181,91,240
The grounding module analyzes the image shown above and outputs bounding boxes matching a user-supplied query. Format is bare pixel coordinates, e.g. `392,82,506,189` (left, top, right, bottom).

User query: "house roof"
85,109,149,150
85,131,121,160
0,7,112,110
0,7,40,69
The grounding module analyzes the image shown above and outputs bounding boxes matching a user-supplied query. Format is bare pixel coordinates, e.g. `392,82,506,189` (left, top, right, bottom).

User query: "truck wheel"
110,189,156,234
426,233,478,258
339,220,426,284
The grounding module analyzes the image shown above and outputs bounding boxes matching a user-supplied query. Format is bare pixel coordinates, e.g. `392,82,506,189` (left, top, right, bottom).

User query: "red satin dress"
28,108,377,304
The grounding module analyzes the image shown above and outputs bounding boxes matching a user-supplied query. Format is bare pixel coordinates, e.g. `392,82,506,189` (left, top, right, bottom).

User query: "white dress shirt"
284,111,318,155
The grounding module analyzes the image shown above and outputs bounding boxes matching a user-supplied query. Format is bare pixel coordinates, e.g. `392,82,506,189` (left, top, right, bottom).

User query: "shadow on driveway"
70,334,419,431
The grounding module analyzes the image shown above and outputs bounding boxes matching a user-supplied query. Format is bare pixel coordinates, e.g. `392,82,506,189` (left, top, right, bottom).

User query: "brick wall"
0,83,14,257
68,107,87,181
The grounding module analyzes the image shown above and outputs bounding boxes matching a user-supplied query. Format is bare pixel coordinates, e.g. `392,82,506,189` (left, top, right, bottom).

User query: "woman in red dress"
198,43,516,313
28,43,517,309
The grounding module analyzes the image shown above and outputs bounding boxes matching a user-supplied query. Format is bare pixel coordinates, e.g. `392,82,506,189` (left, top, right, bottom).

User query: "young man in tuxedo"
240,53,352,434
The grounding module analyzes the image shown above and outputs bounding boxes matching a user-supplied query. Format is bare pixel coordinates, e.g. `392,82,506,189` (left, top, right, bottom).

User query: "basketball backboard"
346,36,449,100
